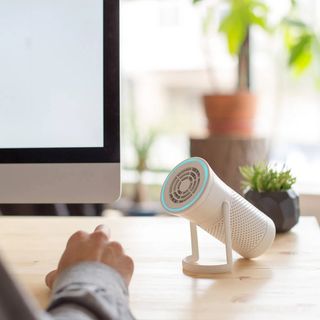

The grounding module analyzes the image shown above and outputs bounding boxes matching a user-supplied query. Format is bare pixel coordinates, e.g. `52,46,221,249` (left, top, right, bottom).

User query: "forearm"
46,262,135,320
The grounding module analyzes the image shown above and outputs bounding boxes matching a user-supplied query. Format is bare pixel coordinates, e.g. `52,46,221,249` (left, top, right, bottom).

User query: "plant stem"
238,28,250,91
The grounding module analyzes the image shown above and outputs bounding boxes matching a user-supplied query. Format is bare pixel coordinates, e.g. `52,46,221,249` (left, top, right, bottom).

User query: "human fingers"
122,255,134,285
66,230,89,247
94,224,111,238
106,241,124,254
45,269,57,289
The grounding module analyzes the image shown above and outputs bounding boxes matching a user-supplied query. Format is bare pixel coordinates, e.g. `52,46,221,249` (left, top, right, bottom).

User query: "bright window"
121,0,320,194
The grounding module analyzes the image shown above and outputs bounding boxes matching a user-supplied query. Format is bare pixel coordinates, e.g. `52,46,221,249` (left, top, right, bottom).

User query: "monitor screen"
0,0,103,149
0,0,119,164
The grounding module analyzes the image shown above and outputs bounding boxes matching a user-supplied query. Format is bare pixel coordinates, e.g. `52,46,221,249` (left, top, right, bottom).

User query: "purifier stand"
182,201,233,275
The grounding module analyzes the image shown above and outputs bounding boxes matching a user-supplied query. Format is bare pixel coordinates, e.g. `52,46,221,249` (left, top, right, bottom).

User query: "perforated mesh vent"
168,167,201,204
202,191,268,256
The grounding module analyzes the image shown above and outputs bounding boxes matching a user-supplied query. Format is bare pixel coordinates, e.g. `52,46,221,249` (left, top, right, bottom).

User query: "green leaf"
239,163,296,192
290,0,297,7
283,27,295,48
218,0,268,55
288,34,312,66
287,33,314,75
219,11,247,55
282,17,307,29
248,12,267,29
294,51,313,75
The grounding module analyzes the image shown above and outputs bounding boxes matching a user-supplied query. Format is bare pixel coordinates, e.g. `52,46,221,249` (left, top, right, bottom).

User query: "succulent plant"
239,163,297,192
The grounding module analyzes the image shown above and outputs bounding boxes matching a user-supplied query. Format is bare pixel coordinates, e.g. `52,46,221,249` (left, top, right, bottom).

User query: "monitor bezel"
0,0,119,164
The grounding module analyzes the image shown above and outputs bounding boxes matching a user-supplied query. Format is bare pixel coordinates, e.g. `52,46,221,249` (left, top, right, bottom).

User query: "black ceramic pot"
244,189,300,233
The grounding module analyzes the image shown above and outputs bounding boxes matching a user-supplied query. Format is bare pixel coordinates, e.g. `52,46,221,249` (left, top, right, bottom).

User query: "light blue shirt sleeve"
0,258,135,320
45,262,135,320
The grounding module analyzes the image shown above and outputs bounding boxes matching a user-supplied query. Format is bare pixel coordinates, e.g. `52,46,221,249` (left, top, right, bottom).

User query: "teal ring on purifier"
161,158,209,213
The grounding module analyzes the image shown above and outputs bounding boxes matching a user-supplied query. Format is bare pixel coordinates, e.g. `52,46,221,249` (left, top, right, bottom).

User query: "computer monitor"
0,0,120,203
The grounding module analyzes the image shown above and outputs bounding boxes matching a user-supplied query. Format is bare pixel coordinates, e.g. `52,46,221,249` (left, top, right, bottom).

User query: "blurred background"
2,0,320,219
116,0,320,219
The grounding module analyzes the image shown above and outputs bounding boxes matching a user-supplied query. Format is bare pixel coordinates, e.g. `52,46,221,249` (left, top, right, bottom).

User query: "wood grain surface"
0,216,319,320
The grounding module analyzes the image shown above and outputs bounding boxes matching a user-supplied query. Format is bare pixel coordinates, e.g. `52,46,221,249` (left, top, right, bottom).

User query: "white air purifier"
160,157,276,275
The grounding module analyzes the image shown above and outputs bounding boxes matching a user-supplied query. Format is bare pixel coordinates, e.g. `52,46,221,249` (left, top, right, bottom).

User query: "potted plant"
131,126,157,205
240,163,300,233
192,0,269,136
125,111,159,216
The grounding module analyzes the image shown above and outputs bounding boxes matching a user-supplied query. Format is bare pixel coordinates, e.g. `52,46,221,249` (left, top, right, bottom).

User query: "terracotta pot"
203,91,257,136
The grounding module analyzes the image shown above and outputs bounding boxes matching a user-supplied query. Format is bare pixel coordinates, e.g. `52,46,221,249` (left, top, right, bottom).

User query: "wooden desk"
0,216,319,320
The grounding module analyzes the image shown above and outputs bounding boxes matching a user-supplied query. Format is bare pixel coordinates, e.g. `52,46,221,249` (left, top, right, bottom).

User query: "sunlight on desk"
0,216,319,320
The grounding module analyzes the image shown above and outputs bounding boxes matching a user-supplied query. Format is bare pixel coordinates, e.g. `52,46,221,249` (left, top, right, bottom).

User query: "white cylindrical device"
161,157,275,259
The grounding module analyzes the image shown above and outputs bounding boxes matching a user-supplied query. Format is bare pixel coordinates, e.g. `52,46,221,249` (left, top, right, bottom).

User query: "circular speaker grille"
161,158,210,213
169,167,201,204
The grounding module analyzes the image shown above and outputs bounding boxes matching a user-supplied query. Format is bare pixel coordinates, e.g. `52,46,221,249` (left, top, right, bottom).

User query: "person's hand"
45,225,134,289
